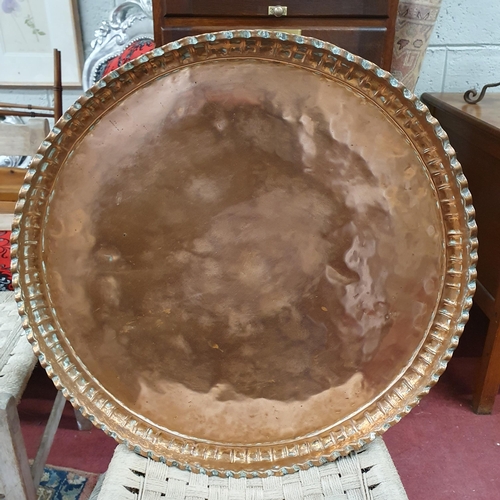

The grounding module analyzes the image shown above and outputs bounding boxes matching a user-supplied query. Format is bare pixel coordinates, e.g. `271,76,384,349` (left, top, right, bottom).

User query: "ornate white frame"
81,0,153,90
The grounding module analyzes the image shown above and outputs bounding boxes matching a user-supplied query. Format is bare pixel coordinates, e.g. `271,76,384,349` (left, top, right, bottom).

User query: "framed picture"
0,0,82,86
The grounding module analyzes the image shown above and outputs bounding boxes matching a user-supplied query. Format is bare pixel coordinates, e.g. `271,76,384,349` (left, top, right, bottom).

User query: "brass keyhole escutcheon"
268,5,288,17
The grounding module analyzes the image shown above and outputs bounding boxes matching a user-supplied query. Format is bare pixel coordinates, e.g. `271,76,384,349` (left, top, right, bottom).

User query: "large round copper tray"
12,31,477,476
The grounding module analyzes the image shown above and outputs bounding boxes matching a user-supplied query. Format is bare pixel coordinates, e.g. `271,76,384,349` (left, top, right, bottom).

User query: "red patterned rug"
0,230,12,291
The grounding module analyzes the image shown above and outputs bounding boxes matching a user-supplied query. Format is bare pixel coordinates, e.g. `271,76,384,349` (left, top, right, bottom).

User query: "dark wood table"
421,92,500,414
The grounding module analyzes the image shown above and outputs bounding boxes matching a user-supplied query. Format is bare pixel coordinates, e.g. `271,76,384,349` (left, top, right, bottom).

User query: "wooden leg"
472,294,500,414
0,393,36,500
53,49,63,121
31,391,66,488
74,408,93,431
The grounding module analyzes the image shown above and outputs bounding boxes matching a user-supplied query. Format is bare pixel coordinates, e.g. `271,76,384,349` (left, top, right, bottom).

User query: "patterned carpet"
0,230,12,292
37,465,99,500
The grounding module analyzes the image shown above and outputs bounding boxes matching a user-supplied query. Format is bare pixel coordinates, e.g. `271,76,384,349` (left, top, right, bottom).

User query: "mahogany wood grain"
153,0,165,52
163,16,388,27
383,0,399,75
422,92,500,414
424,93,500,131
161,18,388,67
153,0,398,70
473,286,500,414
161,0,391,17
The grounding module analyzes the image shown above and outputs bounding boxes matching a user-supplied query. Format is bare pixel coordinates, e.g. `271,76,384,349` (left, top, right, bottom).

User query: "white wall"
415,0,500,95
0,0,115,113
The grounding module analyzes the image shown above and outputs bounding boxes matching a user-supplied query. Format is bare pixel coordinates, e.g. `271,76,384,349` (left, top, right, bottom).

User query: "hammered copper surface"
13,32,477,475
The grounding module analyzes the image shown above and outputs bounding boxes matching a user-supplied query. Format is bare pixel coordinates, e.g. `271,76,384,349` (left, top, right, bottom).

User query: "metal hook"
463,81,500,104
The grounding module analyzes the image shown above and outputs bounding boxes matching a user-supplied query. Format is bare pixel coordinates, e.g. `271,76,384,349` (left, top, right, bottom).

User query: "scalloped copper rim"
12,30,477,477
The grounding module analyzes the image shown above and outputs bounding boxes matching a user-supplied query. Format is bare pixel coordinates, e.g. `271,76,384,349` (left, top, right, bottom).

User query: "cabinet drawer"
160,24,388,67
163,0,391,18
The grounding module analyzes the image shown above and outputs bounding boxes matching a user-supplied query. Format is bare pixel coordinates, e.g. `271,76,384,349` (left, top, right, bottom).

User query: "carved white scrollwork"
82,0,154,90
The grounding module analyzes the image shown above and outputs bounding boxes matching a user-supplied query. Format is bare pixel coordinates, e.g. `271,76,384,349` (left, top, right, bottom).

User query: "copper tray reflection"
12,31,477,476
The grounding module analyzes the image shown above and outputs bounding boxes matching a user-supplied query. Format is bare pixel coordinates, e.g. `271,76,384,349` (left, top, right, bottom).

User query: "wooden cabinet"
421,92,500,415
161,0,391,17
152,0,398,70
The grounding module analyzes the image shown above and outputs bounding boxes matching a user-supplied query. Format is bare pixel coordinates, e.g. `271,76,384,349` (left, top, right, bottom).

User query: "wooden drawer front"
438,126,500,297
160,24,388,68
421,98,500,298
163,0,391,18
459,147,500,298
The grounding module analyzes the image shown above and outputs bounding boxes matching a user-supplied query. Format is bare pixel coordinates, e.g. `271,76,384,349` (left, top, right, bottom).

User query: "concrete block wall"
415,0,500,95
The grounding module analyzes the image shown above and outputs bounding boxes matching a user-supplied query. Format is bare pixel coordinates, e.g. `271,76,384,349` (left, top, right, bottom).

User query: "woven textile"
93,438,407,500
0,291,36,400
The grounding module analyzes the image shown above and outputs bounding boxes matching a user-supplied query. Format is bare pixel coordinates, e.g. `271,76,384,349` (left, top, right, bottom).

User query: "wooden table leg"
472,287,500,414
0,393,36,500
31,391,66,488
74,408,93,431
